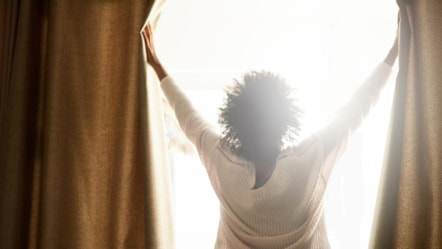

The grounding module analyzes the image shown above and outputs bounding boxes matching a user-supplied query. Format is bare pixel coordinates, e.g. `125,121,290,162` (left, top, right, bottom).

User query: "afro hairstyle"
218,70,302,163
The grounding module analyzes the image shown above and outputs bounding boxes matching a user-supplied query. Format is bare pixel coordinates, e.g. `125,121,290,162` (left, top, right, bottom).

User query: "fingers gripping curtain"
0,0,173,248
370,1,442,248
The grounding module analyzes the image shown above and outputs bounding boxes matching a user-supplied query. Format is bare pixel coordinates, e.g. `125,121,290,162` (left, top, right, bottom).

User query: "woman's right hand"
384,35,398,67
384,13,399,67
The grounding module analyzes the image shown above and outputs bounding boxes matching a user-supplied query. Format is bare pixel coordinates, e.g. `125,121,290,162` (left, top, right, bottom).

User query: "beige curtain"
0,0,173,248
370,1,442,248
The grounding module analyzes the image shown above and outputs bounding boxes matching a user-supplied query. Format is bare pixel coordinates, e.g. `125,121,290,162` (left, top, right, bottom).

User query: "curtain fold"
370,1,442,248
0,0,173,248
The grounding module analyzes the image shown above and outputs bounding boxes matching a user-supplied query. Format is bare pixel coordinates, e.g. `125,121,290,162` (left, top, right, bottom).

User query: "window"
155,0,398,248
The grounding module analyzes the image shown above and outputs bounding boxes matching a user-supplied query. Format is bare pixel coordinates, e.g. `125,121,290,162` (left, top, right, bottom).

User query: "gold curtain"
0,0,173,248
370,1,442,248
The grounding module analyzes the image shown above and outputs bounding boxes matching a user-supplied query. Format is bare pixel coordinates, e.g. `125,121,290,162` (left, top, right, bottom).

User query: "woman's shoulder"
279,134,322,158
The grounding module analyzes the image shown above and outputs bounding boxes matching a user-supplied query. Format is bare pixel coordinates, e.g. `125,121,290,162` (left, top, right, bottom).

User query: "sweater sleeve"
314,62,393,181
160,76,219,169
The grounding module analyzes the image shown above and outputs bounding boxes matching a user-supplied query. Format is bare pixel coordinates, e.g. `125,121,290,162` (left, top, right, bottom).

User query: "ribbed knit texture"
161,63,392,248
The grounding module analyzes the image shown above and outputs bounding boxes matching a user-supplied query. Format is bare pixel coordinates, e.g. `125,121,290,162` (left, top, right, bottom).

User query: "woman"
142,23,398,248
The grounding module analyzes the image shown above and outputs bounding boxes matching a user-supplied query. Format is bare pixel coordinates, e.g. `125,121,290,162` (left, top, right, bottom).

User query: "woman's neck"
254,161,276,189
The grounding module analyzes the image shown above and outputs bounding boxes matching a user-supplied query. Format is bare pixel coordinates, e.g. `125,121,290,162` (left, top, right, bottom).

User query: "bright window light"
155,1,398,248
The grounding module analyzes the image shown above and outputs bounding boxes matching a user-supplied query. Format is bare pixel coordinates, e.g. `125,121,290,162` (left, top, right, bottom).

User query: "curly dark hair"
218,71,302,163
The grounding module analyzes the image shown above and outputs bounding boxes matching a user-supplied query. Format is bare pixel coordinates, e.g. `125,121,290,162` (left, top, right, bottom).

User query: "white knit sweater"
161,63,392,249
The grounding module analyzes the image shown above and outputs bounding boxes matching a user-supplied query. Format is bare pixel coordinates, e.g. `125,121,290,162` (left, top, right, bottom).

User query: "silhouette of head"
219,71,302,163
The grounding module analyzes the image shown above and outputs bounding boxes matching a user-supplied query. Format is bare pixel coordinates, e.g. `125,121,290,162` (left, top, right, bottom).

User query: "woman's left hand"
142,23,168,80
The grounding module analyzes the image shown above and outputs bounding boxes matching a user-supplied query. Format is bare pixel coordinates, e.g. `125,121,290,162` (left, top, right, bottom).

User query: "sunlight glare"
155,0,398,248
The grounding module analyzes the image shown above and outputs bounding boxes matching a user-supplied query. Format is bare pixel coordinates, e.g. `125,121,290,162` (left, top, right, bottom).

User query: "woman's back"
197,123,333,248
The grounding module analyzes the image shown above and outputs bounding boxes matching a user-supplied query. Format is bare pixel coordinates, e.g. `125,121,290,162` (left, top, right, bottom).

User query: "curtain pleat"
370,1,442,248
143,6,175,248
0,0,173,248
